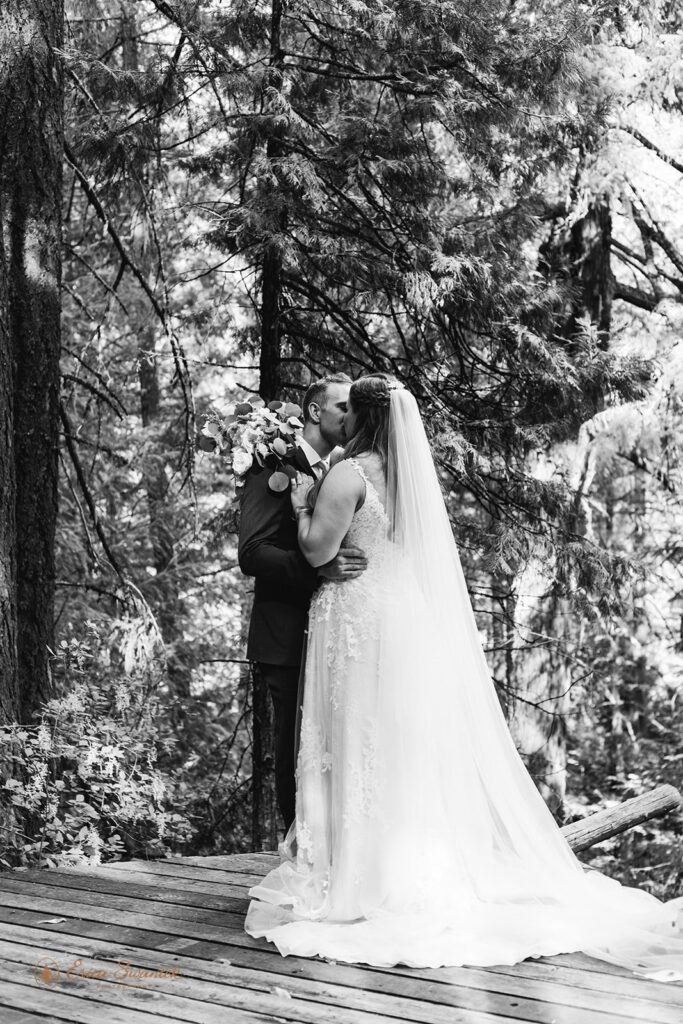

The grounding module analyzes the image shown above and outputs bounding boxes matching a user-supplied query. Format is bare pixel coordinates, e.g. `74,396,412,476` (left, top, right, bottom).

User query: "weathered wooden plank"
0,889,244,943
2,864,679,1024
0,938,548,1024
0,885,676,1015
36,864,663,999
561,785,682,853
0,946,642,1024
105,859,264,887
0,904,203,953
0,957,491,1024
0,877,245,929
8,868,248,909
3,897,683,1023
0,976,183,1024
1,923,680,1024
1,917,672,1014
0,1010,71,1024
162,853,279,874
81,863,251,898
2,893,681,1014
5,876,683,1011
535,950,670,979
452,954,683,1004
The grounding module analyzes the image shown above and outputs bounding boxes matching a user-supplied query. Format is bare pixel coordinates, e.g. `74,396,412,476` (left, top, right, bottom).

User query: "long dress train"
245,442,683,975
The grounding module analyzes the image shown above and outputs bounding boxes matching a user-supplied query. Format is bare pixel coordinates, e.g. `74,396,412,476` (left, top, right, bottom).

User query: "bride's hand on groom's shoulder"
318,546,368,582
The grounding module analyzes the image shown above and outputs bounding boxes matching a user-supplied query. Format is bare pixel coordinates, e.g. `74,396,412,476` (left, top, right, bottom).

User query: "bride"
245,372,683,977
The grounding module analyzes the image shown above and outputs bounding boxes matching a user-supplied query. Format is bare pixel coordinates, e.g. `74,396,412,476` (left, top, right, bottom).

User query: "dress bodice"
307,458,393,703
339,458,390,566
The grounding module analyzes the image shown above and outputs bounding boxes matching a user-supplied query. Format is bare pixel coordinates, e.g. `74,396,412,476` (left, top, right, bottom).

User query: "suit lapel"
293,444,317,477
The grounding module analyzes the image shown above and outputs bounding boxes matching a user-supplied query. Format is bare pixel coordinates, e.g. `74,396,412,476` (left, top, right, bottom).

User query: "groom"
238,373,367,831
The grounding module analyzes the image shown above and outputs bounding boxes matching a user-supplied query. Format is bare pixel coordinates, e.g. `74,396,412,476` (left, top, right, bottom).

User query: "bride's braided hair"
349,375,395,408
343,373,401,466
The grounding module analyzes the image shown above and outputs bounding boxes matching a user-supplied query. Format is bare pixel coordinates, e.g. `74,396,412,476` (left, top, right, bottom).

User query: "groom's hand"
318,547,368,581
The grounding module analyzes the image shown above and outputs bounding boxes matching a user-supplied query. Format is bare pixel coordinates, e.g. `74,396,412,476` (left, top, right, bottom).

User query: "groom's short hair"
302,372,352,423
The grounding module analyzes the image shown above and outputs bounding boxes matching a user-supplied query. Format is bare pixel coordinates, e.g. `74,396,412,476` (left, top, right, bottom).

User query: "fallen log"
561,783,682,854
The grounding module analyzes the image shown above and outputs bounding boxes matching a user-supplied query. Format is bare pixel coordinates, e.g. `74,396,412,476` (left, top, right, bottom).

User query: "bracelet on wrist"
294,506,312,519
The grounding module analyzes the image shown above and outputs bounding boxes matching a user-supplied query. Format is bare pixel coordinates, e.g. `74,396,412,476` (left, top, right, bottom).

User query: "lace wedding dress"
245,395,683,976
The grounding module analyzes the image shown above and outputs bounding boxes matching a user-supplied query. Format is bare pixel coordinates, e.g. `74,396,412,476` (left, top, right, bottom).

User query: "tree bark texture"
0,0,64,722
250,664,278,851
259,0,285,402
0,167,17,725
561,784,681,854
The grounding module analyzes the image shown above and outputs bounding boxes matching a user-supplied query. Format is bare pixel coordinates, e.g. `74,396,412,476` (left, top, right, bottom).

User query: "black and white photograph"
2,1,683,1022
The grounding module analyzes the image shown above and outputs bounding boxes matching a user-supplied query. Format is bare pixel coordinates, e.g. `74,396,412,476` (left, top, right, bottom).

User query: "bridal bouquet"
197,397,304,493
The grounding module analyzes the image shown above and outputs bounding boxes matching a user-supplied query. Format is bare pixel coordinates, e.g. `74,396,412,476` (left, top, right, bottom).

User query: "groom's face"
318,382,350,447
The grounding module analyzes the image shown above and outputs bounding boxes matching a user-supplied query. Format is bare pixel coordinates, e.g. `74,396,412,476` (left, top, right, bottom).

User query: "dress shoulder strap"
345,456,369,486
344,457,388,516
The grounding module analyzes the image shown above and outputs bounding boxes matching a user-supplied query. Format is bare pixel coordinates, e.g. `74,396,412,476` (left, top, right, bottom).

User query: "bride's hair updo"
344,373,401,465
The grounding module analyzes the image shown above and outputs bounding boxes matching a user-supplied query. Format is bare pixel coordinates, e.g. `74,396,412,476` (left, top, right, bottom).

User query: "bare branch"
59,403,127,584
618,125,683,177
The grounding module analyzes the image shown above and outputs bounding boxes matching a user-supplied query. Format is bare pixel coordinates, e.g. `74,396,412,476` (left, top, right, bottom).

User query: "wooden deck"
0,852,680,1024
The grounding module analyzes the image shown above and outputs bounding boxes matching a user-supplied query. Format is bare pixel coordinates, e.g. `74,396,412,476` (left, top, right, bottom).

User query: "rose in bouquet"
197,397,305,494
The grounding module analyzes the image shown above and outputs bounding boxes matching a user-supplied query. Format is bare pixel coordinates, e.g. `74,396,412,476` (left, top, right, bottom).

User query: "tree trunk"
0,202,18,725
250,0,287,841
259,0,286,402
541,194,613,355
250,664,278,850
0,0,64,723
568,196,613,349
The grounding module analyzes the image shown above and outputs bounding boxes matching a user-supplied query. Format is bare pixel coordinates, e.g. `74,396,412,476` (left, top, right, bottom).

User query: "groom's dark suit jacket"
238,453,319,666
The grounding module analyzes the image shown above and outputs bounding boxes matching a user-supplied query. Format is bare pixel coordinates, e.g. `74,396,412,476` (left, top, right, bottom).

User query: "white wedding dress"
245,391,683,977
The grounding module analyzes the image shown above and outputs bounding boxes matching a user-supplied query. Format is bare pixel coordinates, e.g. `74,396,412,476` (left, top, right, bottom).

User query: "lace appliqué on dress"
308,458,391,710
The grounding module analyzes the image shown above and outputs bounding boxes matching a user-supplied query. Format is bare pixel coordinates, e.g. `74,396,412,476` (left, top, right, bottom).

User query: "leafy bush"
0,623,192,869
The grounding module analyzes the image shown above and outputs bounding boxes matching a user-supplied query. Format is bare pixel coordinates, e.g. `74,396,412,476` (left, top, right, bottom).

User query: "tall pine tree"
0,0,64,723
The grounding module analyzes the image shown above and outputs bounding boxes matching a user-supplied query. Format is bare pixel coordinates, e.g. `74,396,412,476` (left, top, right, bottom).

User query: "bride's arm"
291,463,364,567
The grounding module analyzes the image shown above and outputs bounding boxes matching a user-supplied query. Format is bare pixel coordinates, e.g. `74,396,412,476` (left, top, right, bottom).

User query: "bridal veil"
380,385,683,978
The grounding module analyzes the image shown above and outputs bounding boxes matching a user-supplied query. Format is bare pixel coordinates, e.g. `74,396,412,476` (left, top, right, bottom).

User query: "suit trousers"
257,662,301,831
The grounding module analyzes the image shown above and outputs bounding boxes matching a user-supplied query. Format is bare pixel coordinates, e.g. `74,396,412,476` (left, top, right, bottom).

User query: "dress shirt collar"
297,437,327,474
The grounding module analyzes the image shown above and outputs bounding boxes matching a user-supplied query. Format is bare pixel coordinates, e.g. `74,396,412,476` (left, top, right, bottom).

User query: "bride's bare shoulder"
353,452,387,501
323,459,366,496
